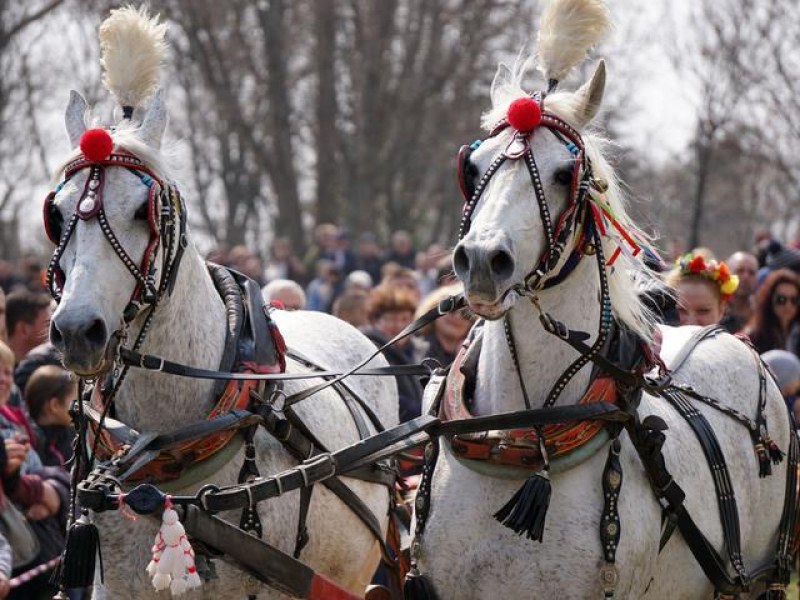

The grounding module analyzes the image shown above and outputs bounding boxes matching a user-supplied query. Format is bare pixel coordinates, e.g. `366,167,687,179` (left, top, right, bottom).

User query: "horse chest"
418,442,673,599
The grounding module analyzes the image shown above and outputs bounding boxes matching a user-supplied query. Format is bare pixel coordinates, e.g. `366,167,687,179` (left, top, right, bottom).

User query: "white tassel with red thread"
145,496,202,596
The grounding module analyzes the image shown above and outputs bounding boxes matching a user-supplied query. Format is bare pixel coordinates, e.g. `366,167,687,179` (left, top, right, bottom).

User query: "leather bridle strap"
118,347,430,381
280,294,466,407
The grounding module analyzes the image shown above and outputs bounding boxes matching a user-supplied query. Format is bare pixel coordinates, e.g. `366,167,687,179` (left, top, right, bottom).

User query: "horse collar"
440,330,618,476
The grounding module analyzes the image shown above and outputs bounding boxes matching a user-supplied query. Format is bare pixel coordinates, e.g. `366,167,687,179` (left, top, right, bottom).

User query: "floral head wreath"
676,252,740,301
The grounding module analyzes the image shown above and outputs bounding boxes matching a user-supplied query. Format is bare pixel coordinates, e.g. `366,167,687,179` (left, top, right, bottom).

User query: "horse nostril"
489,249,514,280
84,319,107,348
50,322,63,348
453,245,470,275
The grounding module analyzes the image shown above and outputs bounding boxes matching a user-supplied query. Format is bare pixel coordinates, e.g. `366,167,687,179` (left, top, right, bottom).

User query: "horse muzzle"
453,235,518,319
50,310,112,374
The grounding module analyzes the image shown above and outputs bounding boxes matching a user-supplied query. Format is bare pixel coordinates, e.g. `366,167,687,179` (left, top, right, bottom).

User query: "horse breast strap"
441,334,617,472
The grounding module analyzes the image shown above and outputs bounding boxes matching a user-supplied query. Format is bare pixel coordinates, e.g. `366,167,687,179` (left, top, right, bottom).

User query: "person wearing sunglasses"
667,252,739,328
743,269,800,355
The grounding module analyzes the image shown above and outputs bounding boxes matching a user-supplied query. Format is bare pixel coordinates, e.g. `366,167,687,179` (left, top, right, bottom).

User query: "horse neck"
114,247,227,431
473,258,602,416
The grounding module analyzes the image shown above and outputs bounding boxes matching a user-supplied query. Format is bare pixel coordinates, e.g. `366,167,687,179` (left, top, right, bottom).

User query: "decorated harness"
44,129,405,600
405,93,800,600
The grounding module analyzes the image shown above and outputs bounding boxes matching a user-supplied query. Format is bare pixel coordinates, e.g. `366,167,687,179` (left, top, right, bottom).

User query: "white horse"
46,7,397,599
414,1,793,599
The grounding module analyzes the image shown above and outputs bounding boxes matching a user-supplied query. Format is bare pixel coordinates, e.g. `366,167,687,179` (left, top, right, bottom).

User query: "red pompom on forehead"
507,97,542,132
80,128,114,162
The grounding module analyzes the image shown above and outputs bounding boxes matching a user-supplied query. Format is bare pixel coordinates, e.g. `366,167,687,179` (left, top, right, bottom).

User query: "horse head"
46,7,179,376
453,60,606,320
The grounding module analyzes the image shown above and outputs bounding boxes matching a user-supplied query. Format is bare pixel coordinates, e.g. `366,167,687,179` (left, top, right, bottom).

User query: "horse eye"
554,168,573,186
134,200,149,221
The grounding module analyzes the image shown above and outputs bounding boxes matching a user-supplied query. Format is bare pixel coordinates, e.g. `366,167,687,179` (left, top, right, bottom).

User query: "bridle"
43,136,188,429
44,146,187,322
457,94,597,294
456,93,626,409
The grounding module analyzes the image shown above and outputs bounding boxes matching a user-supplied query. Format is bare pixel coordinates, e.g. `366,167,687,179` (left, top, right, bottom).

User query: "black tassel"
403,569,439,600
52,513,103,589
766,437,785,465
493,470,551,541
755,443,771,478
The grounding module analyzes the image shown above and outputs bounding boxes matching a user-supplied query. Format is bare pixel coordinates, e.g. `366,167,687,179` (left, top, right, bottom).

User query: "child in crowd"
24,366,76,470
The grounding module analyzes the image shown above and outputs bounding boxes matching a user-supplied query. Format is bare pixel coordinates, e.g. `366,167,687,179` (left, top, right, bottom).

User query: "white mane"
100,5,167,110
481,56,659,340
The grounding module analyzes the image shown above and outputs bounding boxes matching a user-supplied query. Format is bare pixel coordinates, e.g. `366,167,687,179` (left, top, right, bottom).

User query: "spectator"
762,350,800,420
743,269,800,355
416,245,446,297
764,242,800,273
666,253,739,327
332,291,369,328
0,341,68,600
0,343,41,475
355,232,384,285
24,366,76,470
721,251,759,333
344,270,373,293
332,229,357,276
0,261,23,294
303,223,338,275
262,279,307,311
239,254,266,287
384,230,416,269
305,260,342,313
5,291,52,365
13,343,62,399
415,284,474,367
380,264,421,304
264,238,307,285
362,286,425,423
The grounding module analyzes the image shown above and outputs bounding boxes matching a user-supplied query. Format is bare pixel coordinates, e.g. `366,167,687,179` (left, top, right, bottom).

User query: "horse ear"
137,89,168,148
571,59,606,128
65,90,88,148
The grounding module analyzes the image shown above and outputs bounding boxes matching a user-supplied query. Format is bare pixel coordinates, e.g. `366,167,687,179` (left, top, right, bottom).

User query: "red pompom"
80,128,114,162
507,97,542,132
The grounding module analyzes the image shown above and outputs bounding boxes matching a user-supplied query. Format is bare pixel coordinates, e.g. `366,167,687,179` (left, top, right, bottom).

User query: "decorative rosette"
676,252,740,301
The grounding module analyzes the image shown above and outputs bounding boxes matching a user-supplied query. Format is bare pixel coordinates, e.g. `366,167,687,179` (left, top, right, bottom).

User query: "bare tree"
0,0,67,258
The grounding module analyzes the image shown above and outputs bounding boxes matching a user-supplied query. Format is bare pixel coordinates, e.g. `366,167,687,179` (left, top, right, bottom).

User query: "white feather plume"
99,5,168,109
536,0,610,84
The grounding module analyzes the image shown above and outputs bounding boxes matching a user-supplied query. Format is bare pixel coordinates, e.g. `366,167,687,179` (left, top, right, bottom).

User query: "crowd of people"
3,226,800,596
0,280,73,599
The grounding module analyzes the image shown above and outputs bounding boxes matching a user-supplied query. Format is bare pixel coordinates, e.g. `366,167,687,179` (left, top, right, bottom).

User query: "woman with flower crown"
742,269,800,355
666,252,740,327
